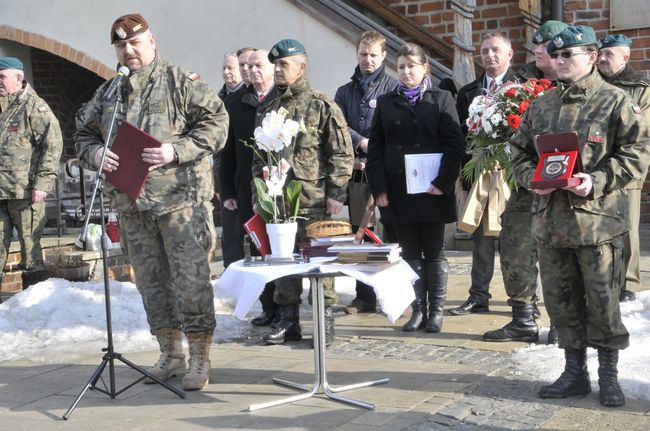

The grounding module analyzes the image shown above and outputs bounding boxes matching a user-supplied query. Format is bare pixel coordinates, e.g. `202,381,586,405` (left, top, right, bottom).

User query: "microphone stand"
63,89,185,420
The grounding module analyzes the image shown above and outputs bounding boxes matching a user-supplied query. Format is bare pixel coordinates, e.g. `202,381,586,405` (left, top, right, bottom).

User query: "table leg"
248,275,388,412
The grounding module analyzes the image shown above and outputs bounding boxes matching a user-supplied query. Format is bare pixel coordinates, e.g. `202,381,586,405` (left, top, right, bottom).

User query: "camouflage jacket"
253,77,353,215
75,56,228,216
509,67,650,248
0,83,62,199
601,64,650,189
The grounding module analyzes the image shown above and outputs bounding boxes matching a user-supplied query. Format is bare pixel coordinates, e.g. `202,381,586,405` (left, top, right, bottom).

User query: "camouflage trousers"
0,199,45,273
273,212,337,307
120,202,217,335
499,209,538,305
537,237,629,351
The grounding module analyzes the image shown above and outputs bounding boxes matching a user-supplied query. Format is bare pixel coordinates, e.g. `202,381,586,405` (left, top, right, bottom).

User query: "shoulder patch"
38,106,49,113
187,72,200,81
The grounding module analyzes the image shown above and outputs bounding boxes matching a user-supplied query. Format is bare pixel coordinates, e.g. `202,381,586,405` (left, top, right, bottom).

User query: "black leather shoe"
251,310,275,326
619,289,636,302
345,298,376,314
447,298,489,315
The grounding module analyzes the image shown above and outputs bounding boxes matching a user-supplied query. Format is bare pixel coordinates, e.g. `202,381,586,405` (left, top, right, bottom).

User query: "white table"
220,257,417,411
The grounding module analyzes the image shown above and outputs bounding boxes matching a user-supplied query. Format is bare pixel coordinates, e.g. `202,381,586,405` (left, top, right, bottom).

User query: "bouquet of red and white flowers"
463,77,554,189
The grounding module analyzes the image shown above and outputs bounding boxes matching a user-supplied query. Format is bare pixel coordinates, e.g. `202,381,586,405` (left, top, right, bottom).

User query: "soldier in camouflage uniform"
597,34,650,303
0,57,62,291
483,21,567,344
75,14,228,391
510,26,650,408
253,39,354,346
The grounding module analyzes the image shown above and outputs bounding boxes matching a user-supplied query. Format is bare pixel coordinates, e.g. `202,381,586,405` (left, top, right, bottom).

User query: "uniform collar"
558,66,603,102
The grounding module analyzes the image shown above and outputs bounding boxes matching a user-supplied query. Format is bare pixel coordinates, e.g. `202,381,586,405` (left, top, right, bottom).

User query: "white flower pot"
266,222,298,258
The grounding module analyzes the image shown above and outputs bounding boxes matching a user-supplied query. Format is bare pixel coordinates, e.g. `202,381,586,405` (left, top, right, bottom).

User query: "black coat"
219,85,277,225
366,88,465,224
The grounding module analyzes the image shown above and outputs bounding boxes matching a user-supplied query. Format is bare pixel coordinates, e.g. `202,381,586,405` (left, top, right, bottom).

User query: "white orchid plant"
249,107,303,224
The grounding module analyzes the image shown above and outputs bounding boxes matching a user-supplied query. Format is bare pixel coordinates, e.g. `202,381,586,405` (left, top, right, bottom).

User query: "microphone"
103,66,130,101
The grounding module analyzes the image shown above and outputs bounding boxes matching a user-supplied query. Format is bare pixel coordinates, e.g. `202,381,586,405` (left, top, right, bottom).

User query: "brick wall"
30,48,105,160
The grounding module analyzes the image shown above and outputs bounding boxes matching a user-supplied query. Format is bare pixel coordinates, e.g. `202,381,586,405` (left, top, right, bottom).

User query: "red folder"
243,213,271,256
104,122,161,200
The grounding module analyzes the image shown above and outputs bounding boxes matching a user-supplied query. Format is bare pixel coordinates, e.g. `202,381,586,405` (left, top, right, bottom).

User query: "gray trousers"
468,220,496,304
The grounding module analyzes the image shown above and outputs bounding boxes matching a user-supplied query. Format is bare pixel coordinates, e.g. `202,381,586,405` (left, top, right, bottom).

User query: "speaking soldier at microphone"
75,13,228,391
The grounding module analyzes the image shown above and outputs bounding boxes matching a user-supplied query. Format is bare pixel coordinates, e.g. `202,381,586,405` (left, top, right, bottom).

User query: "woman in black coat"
366,43,465,333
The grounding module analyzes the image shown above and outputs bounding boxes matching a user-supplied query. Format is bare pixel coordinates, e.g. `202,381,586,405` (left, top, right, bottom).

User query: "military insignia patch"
553,36,564,48
147,101,164,114
115,26,127,40
188,72,200,81
271,48,279,57
587,134,605,143
576,33,583,41
37,106,49,113
534,33,543,43
7,121,19,132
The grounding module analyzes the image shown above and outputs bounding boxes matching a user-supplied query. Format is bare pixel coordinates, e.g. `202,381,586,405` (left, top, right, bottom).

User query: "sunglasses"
550,50,590,59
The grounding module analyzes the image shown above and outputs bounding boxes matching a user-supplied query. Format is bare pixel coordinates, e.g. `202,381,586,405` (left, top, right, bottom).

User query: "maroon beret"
110,13,149,44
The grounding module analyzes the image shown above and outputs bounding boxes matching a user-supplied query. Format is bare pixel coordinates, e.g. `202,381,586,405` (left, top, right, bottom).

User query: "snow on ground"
513,290,650,401
0,276,356,363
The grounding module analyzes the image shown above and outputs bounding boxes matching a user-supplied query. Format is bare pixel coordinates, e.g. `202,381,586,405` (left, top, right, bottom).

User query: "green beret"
268,39,306,62
533,20,569,44
547,25,598,54
0,57,24,71
599,34,633,48
111,13,149,44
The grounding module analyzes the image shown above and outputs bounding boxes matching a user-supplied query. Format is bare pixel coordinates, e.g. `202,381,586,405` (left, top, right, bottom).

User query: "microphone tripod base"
62,348,185,420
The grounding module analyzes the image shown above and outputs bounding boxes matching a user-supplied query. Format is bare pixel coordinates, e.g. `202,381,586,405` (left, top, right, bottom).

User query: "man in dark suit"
219,49,278,326
449,32,521,316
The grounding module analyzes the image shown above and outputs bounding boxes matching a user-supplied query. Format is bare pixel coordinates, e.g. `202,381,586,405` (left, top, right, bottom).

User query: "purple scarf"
398,75,431,106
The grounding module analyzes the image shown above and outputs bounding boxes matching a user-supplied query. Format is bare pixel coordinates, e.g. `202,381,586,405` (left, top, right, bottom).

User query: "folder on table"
104,122,162,200
243,213,271,256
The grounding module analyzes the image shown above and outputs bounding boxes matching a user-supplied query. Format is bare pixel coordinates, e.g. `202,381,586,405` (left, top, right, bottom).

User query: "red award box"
104,122,162,200
531,132,583,189
243,213,271,256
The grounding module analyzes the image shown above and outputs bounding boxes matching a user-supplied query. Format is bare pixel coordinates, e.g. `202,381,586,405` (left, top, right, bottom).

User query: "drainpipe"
551,0,564,21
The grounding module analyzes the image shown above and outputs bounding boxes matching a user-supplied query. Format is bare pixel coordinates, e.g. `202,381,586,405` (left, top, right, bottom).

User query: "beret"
547,26,598,54
111,13,149,44
533,21,569,44
268,39,306,62
599,34,633,48
0,57,24,71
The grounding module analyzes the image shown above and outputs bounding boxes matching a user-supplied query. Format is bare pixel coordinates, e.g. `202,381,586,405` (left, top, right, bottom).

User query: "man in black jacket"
219,49,278,326
449,32,521,316
334,31,399,313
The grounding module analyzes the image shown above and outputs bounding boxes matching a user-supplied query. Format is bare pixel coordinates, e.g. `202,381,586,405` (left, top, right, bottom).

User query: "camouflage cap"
599,34,633,48
0,57,23,71
547,25,598,54
533,20,569,44
268,39,306,62
110,13,149,44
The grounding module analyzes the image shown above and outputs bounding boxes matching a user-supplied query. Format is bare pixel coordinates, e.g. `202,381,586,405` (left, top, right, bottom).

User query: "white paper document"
404,153,443,194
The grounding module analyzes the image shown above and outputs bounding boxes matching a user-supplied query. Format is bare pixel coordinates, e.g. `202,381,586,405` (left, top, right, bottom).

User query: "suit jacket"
219,85,277,225
366,88,465,224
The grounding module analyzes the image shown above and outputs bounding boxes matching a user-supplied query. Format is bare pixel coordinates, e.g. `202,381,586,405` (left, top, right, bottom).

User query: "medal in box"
531,132,583,189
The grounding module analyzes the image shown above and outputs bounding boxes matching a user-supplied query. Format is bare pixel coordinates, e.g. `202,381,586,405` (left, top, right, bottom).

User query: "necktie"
259,93,265,101
489,79,497,94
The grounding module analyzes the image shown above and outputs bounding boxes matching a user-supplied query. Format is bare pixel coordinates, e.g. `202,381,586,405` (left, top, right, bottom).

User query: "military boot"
619,289,636,302
403,260,426,332
424,260,447,333
598,348,625,407
146,329,186,383
182,332,212,391
251,283,277,326
483,303,538,342
263,304,302,344
539,348,592,398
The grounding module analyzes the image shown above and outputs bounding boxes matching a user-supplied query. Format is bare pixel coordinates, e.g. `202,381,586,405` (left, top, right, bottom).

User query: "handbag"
348,170,375,227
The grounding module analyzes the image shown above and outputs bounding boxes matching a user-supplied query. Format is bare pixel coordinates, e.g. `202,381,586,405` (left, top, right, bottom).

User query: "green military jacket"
0,83,62,199
75,56,228,216
510,67,650,248
602,64,650,189
253,76,353,214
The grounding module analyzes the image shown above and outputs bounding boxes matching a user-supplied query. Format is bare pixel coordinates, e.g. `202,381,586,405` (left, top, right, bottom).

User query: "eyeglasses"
549,50,590,59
